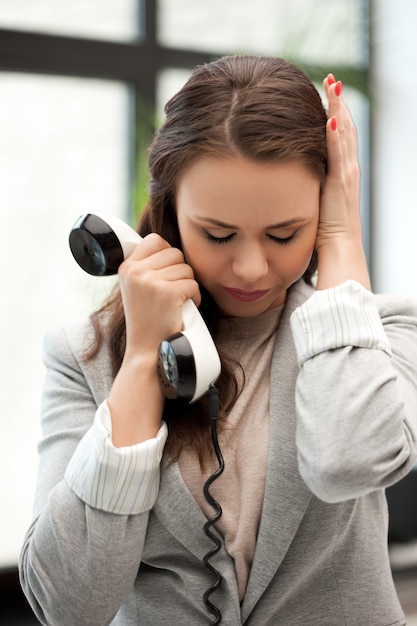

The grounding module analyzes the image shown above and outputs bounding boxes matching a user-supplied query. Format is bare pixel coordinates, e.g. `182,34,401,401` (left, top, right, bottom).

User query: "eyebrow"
195,216,309,229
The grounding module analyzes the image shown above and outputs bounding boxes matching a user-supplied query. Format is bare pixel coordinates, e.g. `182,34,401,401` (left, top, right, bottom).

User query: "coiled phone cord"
202,384,225,625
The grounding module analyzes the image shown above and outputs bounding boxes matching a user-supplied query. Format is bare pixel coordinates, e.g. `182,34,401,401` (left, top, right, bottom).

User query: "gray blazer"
20,279,417,625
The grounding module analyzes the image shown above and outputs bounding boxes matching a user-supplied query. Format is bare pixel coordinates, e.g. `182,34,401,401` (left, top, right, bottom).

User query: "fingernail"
330,117,337,132
335,81,342,97
327,74,336,86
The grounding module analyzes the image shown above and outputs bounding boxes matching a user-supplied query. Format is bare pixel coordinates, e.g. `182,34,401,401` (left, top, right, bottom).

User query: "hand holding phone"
69,213,221,403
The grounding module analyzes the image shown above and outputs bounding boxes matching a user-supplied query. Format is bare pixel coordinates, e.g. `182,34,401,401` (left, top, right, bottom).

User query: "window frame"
0,0,370,214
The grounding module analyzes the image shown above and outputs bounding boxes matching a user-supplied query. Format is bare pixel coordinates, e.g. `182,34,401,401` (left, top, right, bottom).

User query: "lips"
223,286,270,303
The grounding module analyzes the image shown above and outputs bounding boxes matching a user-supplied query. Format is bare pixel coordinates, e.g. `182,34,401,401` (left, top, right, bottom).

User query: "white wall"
371,0,417,297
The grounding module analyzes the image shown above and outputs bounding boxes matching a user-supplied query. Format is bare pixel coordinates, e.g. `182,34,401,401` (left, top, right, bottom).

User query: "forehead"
176,155,320,225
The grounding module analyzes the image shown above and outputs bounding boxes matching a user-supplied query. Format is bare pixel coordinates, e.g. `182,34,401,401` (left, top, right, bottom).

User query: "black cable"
202,384,225,625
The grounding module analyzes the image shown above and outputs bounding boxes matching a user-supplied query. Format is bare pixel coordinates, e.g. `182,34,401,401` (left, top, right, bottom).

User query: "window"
158,0,367,65
0,0,139,42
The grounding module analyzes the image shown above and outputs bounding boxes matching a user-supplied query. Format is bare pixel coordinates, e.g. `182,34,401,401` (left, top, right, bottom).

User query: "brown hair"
88,55,328,463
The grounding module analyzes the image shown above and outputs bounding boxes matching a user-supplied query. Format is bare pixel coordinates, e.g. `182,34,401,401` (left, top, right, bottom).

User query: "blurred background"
1,0,417,622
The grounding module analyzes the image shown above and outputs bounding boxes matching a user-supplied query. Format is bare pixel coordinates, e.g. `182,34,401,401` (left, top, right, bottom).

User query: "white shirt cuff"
64,401,168,514
290,280,392,367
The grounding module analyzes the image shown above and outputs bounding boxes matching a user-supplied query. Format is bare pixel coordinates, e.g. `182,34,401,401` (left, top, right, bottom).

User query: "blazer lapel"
154,459,213,558
241,281,314,622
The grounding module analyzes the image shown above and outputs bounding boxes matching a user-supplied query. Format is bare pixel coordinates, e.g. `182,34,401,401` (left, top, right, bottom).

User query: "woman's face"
176,155,320,317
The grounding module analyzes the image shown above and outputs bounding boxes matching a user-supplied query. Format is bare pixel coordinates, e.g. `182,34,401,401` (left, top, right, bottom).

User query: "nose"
232,242,269,284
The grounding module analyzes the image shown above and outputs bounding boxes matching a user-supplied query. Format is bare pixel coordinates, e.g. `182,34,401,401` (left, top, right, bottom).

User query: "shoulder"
44,315,97,364
43,313,114,389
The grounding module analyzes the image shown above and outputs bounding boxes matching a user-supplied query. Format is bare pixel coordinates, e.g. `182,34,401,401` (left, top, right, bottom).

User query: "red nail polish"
330,117,337,132
335,81,342,97
327,74,336,86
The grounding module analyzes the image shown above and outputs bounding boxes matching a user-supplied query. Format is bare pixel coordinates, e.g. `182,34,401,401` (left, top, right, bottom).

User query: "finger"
146,273,202,310
326,116,343,177
326,79,356,139
326,79,343,123
322,73,336,98
122,243,185,275
149,263,195,284
175,279,202,308
326,111,360,194
142,269,201,307
128,232,172,261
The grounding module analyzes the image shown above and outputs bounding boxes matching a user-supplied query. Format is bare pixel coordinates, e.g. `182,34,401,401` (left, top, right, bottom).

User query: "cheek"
282,239,316,278
181,239,221,282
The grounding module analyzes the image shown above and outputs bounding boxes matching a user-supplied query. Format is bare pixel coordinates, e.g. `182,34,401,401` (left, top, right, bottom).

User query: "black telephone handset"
69,213,221,403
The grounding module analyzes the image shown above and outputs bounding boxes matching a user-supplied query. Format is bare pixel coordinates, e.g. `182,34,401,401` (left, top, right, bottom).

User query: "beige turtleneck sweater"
179,306,283,602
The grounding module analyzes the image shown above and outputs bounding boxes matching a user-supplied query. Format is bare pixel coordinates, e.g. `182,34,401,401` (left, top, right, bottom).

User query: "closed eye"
204,231,235,244
204,230,298,245
267,232,298,246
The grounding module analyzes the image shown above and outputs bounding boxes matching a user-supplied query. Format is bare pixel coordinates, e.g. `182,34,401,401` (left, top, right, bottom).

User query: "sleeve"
290,280,417,503
65,400,167,514
19,323,166,626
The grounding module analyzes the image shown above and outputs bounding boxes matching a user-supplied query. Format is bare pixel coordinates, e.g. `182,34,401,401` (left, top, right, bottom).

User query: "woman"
20,55,417,625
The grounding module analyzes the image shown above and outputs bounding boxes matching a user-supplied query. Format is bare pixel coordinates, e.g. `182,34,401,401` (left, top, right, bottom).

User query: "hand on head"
315,74,370,290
